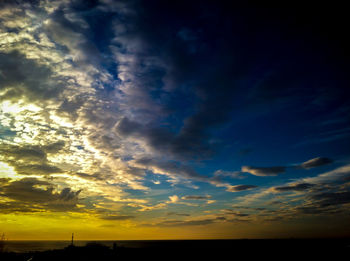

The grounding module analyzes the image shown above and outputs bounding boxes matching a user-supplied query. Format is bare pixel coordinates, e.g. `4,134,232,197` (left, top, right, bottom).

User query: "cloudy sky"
0,1,349,240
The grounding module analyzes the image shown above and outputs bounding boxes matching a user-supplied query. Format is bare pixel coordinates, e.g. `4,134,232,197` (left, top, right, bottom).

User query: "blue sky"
0,1,349,239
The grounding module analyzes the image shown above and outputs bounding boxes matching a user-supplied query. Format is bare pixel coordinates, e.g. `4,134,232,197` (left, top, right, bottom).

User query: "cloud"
235,164,350,220
110,1,282,162
0,177,82,212
1,178,53,203
167,212,190,217
165,195,209,206
156,217,226,227
168,195,180,203
272,183,315,192
59,187,82,201
0,144,47,162
0,51,63,103
131,157,208,183
14,164,63,175
0,178,10,185
303,164,350,184
0,0,144,193
130,203,168,212
291,190,350,216
0,143,63,175
221,209,251,217
132,156,242,192
182,195,212,200
294,205,344,215
100,215,135,221
298,157,333,169
43,141,66,153
239,157,333,178
226,185,258,192
0,201,45,214
241,166,286,176
311,191,350,207
214,170,245,179
116,117,212,160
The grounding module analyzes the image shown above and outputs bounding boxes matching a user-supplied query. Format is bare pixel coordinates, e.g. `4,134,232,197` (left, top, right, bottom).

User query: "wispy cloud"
227,185,258,192
241,157,334,177
182,195,212,200
99,215,135,221
272,183,315,192
298,157,333,169
241,166,286,176
234,163,350,221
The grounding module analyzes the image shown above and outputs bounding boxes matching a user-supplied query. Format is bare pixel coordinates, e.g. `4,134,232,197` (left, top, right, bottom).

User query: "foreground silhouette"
0,239,349,260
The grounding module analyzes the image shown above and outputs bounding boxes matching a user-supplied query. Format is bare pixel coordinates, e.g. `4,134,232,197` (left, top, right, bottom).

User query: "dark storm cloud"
241,166,286,177
298,157,333,169
273,183,315,192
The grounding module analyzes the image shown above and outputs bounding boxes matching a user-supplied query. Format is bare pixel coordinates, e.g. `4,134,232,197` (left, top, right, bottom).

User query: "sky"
0,1,350,240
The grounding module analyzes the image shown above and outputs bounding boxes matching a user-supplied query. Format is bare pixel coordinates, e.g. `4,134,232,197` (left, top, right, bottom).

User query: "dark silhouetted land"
1,238,350,260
